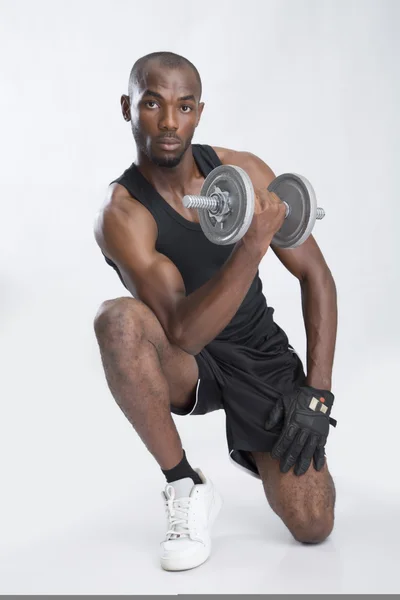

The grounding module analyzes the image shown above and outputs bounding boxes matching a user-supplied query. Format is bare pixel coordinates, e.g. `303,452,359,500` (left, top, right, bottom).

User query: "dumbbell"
182,165,325,249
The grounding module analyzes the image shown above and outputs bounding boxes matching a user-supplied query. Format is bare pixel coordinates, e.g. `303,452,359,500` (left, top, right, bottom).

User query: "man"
93,51,338,572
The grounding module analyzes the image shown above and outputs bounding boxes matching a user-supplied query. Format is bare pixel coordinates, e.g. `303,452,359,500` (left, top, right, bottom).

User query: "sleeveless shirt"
102,144,276,345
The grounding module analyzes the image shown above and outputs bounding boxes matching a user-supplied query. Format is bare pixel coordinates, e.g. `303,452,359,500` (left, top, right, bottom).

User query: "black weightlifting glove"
264,385,337,476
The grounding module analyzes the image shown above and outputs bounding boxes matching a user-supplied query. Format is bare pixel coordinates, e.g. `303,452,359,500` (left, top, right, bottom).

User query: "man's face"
124,62,204,168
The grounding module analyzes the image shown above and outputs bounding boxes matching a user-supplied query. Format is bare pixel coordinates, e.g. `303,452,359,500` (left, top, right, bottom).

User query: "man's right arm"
94,185,267,356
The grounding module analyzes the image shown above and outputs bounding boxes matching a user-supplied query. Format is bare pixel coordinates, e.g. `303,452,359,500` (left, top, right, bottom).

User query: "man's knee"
287,509,334,544
93,297,143,339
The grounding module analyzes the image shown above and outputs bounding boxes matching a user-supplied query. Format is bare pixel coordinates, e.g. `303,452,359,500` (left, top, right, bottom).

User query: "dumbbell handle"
183,194,326,220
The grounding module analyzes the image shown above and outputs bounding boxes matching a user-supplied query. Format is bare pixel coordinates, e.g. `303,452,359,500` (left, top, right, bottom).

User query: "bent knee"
288,511,334,544
93,297,142,336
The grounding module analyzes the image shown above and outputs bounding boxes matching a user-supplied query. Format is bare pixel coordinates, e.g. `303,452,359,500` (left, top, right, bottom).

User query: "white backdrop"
1,0,399,594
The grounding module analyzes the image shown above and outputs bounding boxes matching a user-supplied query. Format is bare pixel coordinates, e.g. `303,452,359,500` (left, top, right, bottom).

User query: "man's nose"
158,107,178,131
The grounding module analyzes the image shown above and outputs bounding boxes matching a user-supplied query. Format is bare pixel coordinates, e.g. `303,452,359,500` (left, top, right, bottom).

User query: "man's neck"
136,145,199,195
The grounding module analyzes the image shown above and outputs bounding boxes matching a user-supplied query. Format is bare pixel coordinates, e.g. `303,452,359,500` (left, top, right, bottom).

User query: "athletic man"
93,51,338,571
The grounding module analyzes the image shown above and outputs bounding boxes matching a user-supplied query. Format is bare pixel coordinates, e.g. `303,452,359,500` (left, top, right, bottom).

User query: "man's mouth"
156,137,181,149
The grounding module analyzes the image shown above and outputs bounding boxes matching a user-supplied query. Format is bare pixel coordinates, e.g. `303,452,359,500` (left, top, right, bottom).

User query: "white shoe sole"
160,488,223,572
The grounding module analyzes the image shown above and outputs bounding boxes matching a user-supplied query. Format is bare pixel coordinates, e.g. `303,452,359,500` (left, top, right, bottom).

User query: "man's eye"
181,105,192,113
146,101,158,109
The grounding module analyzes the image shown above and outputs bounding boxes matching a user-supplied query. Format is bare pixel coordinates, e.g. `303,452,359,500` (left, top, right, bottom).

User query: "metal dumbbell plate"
268,173,318,249
199,165,255,245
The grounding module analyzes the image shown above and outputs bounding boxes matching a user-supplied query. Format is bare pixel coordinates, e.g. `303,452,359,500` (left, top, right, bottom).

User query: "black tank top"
102,143,276,344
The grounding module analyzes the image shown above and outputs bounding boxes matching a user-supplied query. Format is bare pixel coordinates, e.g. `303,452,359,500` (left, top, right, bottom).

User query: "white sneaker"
160,468,222,571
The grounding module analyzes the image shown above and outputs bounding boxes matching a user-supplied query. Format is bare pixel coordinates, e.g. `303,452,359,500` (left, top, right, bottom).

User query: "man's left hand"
264,385,337,476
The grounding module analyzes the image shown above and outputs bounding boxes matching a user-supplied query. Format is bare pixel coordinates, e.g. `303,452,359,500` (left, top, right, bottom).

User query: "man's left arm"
297,257,337,391
215,147,337,473
269,237,338,473
272,236,337,390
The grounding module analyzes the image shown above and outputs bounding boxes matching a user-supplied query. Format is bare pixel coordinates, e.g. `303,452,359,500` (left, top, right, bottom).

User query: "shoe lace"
164,484,192,540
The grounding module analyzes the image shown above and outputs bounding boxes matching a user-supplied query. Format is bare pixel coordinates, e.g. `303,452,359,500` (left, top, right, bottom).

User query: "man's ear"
196,102,205,126
121,94,131,122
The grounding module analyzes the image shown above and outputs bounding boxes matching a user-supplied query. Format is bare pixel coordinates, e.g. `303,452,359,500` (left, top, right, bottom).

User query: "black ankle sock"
161,449,202,485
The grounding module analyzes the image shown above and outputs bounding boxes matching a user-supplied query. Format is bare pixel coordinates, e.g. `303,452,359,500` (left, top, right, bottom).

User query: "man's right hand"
241,188,286,257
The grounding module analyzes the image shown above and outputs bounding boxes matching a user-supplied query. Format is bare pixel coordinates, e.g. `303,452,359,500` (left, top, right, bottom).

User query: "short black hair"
128,51,202,101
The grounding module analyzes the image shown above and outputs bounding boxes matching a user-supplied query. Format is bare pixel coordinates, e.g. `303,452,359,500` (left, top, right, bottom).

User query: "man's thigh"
98,296,200,413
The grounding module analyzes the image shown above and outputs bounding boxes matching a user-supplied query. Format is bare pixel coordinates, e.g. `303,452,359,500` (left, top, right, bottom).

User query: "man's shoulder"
95,182,152,240
211,145,243,163
210,146,276,187
95,182,137,220
212,146,272,176
211,146,262,168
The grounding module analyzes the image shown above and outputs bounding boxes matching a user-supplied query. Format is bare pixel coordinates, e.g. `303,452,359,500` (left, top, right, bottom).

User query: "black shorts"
171,322,306,479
